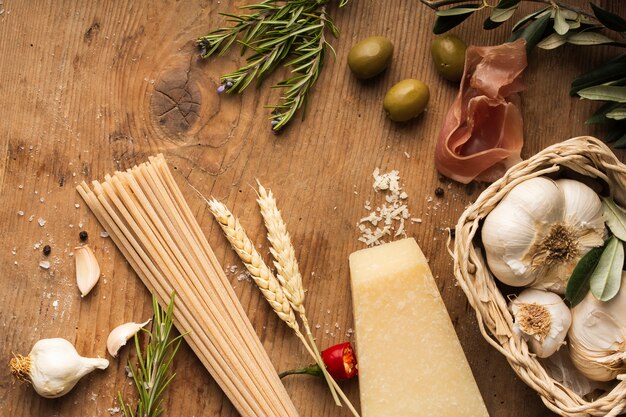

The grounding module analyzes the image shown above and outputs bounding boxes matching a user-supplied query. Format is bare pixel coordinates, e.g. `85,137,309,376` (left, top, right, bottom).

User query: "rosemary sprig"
421,0,626,147
118,292,184,417
198,0,349,132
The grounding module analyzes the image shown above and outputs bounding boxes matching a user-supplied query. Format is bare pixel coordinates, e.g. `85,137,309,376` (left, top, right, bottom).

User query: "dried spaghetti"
77,155,299,417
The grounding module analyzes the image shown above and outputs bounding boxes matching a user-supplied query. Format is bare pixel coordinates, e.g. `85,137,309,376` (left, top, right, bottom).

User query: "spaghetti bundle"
77,155,300,417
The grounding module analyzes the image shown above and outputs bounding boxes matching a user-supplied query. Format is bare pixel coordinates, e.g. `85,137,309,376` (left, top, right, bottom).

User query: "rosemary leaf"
118,292,184,417
565,245,605,307
198,0,348,131
590,236,624,302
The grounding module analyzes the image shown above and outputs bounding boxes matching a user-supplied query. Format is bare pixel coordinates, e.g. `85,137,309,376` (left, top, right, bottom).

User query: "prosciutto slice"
435,39,528,184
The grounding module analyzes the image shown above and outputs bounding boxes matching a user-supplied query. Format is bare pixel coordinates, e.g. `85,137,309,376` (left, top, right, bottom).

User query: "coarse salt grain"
39,260,51,269
357,168,412,246
37,218,46,227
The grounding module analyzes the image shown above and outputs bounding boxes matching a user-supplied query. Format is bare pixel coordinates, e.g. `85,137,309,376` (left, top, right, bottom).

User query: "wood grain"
0,1,624,416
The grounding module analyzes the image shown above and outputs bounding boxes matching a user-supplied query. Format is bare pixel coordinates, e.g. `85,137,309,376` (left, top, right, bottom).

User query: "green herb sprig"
566,198,626,306
421,0,626,147
118,292,184,417
198,0,349,132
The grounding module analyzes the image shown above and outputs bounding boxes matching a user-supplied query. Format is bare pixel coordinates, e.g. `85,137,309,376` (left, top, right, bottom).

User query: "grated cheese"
357,168,412,246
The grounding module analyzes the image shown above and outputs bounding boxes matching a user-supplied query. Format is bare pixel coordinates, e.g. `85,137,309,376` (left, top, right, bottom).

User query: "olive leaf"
590,236,624,302
577,85,626,103
538,33,567,50
434,4,481,34
565,245,605,307
606,107,626,121
436,5,482,16
509,13,551,53
570,54,626,95
567,32,621,47
491,6,517,23
512,7,549,32
590,3,626,33
553,8,570,36
495,0,521,9
484,18,505,30
613,132,626,148
603,197,626,240
485,5,518,30
586,102,624,124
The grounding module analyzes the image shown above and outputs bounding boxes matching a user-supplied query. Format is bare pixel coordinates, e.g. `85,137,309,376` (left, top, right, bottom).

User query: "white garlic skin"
569,272,626,381
27,338,109,398
75,245,101,297
482,177,605,293
106,319,150,357
509,289,572,358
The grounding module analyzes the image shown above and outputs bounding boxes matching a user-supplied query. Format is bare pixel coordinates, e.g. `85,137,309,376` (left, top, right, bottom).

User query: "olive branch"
421,0,626,147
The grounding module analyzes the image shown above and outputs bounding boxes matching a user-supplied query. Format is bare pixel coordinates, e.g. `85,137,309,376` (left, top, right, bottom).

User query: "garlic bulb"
569,272,626,381
482,177,605,293
75,245,101,297
106,319,151,357
10,338,109,398
509,289,571,358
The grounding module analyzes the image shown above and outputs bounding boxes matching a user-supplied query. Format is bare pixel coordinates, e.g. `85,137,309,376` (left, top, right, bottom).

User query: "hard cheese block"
349,238,489,417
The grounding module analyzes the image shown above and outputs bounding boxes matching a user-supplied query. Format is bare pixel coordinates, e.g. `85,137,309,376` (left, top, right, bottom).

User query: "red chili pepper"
321,342,358,380
279,341,358,381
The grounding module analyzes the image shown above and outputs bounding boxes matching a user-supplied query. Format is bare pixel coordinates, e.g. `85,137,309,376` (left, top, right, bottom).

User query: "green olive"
383,79,430,122
348,36,394,79
430,34,467,82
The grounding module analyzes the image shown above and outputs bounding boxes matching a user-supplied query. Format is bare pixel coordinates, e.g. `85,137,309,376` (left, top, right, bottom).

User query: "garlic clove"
509,288,571,358
75,245,101,297
107,319,151,357
557,179,605,233
10,338,108,398
569,272,626,381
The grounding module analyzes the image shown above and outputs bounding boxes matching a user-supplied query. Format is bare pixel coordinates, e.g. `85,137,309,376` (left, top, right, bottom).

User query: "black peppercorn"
435,187,444,197
42,245,51,256
79,230,89,242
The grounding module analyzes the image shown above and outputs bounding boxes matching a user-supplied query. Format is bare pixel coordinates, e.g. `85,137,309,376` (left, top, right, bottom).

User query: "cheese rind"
349,238,489,417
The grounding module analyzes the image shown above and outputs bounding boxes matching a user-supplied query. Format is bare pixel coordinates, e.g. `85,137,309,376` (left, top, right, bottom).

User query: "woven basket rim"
452,136,626,417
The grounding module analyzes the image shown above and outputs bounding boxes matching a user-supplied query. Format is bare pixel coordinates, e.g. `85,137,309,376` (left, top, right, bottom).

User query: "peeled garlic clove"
75,245,100,297
509,288,571,358
569,272,626,381
10,338,108,398
107,319,151,357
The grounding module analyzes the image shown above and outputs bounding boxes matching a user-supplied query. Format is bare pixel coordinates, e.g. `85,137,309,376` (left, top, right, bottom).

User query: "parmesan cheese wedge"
349,238,489,417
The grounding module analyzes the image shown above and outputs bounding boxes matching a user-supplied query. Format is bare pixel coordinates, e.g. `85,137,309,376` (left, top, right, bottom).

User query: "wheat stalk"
207,198,298,328
197,184,359,417
256,182,361,416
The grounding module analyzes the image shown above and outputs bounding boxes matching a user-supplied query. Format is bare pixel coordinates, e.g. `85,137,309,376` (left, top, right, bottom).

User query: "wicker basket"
453,136,626,417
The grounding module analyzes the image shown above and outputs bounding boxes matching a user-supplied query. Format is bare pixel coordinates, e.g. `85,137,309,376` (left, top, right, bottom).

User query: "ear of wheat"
255,182,360,416
193,183,360,416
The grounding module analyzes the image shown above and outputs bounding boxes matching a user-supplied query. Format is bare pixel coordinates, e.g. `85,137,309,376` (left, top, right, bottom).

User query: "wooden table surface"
1,1,625,416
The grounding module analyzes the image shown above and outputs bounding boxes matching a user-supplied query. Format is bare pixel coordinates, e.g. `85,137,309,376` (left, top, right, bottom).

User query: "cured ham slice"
435,39,528,184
